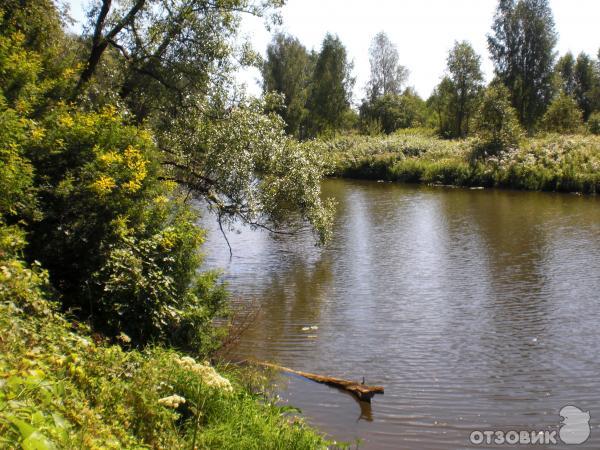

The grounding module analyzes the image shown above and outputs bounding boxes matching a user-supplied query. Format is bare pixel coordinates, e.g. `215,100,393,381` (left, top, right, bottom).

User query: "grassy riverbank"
325,130,600,194
0,258,330,449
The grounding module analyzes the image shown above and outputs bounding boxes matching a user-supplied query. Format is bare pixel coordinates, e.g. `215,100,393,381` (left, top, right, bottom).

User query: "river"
199,179,600,449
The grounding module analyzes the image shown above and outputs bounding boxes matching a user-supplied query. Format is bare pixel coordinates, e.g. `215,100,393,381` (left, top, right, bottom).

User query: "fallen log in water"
254,360,384,402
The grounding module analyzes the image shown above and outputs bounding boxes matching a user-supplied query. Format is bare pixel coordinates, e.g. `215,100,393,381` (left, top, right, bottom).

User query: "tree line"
262,0,600,139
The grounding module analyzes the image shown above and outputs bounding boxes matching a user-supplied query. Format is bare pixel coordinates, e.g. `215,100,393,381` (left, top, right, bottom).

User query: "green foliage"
162,94,335,244
556,52,600,122
359,91,427,134
0,276,330,449
541,92,583,134
573,52,600,121
473,83,524,154
556,52,576,96
326,131,600,194
427,42,483,139
588,112,600,135
427,76,456,138
445,41,484,137
262,33,314,137
305,34,354,136
0,100,36,219
20,105,223,349
488,0,558,130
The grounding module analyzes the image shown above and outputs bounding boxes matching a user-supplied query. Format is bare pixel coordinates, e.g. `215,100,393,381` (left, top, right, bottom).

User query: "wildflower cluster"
175,356,233,392
158,394,186,409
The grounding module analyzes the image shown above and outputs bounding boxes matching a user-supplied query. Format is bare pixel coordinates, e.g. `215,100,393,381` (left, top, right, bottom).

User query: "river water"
199,179,600,449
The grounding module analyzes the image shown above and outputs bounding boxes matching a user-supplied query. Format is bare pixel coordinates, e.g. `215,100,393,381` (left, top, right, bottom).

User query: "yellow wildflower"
30,126,46,142
90,175,116,195
98,151,123,165
58,114,75,128
122,180,142,193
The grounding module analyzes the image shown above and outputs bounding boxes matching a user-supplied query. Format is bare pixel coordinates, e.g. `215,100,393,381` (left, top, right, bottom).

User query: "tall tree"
305,33,354,136
573,53,598,121
488,0,557,130
446,41,484,137
262,33,314,137
366,31,408,101
556,52,576,96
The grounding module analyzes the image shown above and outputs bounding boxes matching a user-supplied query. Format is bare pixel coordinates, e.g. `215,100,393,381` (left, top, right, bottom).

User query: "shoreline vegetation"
324,130,600,194
0,279,333,449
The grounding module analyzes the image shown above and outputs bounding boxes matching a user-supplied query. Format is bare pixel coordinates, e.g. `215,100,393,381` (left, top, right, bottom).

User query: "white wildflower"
158,394,186,409
175,357,233,393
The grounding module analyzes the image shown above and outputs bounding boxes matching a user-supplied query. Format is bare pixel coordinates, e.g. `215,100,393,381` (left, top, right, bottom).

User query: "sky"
66,0,600,102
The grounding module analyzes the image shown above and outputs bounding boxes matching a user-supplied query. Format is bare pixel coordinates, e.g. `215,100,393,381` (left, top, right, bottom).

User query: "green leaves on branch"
162,94,335,244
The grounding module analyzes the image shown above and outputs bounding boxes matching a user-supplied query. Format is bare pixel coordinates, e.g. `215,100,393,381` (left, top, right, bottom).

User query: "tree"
305,34,354,136
262,33,314,137
541,91,583,133
573,53,598,121
366,31,408,101
488,0,557,130
588,112,600,135
0,0,336,350
474,82,523,154
71,0,334,242
359,89,426,134
446,41,484,137
556,52,576,96
427,76,456,138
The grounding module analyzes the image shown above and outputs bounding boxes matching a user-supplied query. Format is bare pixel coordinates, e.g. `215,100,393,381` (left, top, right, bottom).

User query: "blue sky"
65,0,600,101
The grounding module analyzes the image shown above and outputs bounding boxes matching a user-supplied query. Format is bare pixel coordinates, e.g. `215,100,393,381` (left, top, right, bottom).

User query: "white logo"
559,406,591,445
469,406,591,446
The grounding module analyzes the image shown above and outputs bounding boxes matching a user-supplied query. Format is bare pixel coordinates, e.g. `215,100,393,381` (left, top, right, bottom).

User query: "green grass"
325,131,600,194
0,253,332,449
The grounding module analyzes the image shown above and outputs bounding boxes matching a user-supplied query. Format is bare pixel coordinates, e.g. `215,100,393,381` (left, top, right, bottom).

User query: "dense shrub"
20,106,226,349
473,84,523,155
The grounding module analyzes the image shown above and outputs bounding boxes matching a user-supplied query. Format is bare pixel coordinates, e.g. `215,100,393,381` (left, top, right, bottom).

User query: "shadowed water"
199,179,600,449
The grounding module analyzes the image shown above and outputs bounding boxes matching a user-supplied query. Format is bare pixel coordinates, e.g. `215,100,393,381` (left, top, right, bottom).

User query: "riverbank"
0,261,330,449
325,131,600,194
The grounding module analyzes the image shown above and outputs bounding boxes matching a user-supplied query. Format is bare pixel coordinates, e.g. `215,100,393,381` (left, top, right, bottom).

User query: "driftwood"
255,361,384,402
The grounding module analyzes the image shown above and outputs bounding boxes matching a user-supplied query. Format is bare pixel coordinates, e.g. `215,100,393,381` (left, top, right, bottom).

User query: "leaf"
21,431,56,450
51,412,68,429
7,416,35,439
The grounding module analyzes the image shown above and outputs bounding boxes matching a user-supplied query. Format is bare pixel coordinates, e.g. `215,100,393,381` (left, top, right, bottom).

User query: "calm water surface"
199,179,600,449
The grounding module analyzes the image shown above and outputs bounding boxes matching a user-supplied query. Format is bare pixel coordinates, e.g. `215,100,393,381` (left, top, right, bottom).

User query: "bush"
473,83,523,156
23,105,226,350
541,92,583,134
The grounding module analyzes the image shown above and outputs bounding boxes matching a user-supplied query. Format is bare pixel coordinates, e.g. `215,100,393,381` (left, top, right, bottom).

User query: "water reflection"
199,180,600,449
